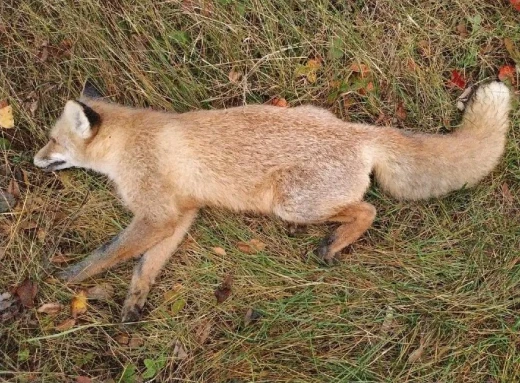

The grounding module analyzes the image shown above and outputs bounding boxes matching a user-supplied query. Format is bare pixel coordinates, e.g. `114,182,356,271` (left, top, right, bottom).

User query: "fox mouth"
43,160,66,172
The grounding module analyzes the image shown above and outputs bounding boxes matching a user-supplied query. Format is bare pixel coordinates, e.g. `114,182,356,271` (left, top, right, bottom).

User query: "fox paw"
286,223,307,237
315,236,337,266
456,84,475,111
55,264,83,283
121,303,143,323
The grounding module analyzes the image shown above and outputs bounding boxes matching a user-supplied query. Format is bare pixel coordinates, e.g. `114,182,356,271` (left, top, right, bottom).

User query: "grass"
0,0,519,382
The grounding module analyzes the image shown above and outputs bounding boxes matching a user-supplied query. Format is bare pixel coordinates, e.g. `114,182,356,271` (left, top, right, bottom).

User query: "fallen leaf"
0,190,16,213
7,179,20,199
0,292,15,312
37,302,63,315
212,247,227,256
76,377,92,383
19,221,38,231
0,102,14,129
270,97,288,107
128,335,144,348
395,101,407,121
173,339,188,359
380,306,395,334
36,228,47,242
236,238,266,254
29,100,38,117
447,69,467,89
511,0,520,11
456,22,468,38
349,63,370,78
37,40,49,62
196,321,212,344
71,290,87,318
498,64,516,84
55,318,76,331
295,59,321,83
329,36,344,59
170,298,186,315
15,279,38,308
504,38,520,63
407,338,426,363
49,254,74,264
163,283,183,302
228,67,242,83
86,284,114,300
418,40,431,58
214,273,233,304
243,308,262,326
115,333,130,345
501,183,514,204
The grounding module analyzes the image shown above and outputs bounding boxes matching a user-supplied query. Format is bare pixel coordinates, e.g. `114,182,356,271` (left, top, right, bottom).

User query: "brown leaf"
0,292,16,312
243,308,262,326
114,333,130,345
236,239,266,254
29,100,38,117
228,68,242,83
55,318,76,331
163,283,183,302
128,335,144,348
19,221,38,231
212,247,227,256
49,254,74,264
407,339,426,363
0,190,16,213
270,97,288,107
37,41,49,62
395,101,407,121
173,339,188,359
456,22,468,38
501,183,514,204
196,321,212,344
37,302,63,315
504,38,520,62
349,63,370,78
15,279,38,308
71,290,87,318
76,377,92,383
7,179,20,199
86,284,114,300
214,273,233,304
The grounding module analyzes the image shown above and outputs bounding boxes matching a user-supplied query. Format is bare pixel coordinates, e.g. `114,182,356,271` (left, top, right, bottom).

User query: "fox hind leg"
316,202,376,263
121,209,198,323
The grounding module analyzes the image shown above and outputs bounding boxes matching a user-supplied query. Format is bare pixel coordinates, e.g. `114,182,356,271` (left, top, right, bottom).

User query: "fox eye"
50,137,57,144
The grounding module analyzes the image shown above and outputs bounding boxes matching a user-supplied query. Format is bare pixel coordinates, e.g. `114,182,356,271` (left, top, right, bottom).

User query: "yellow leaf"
0,103,14,129
71,290,87,318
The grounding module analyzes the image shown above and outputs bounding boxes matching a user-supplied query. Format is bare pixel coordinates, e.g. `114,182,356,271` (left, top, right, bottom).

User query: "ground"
1,1,519,382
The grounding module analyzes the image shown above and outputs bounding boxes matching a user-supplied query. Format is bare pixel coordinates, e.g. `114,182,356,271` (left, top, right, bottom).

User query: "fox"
34,80,511,322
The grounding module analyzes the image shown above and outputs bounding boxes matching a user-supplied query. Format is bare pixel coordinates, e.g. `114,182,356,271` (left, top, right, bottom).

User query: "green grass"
1,0,519,382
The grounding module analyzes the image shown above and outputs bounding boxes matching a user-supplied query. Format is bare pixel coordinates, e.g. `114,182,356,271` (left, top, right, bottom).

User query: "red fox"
34,81,511,322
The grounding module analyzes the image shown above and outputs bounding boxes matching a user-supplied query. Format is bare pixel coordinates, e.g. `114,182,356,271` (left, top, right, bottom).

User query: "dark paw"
315,236,336,266
121,305,143,323
286,223,307,237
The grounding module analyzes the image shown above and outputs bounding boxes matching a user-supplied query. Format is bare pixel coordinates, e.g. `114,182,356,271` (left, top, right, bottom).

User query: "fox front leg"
121,209,197,322
56,216,177,283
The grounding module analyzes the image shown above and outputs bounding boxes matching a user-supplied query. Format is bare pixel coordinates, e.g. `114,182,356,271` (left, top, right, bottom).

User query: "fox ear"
80,79,103,100
63,100,101,139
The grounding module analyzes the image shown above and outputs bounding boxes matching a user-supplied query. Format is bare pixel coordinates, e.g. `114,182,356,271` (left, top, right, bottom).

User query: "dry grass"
1,0,519,382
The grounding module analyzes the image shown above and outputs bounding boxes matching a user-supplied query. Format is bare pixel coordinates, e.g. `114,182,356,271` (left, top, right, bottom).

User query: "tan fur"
34,81,512,321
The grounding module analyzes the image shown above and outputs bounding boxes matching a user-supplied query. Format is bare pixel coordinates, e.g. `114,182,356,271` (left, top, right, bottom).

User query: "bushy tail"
372,81,512,200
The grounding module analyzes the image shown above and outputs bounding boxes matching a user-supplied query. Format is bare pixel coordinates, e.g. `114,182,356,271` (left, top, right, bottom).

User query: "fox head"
34,82,102,172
